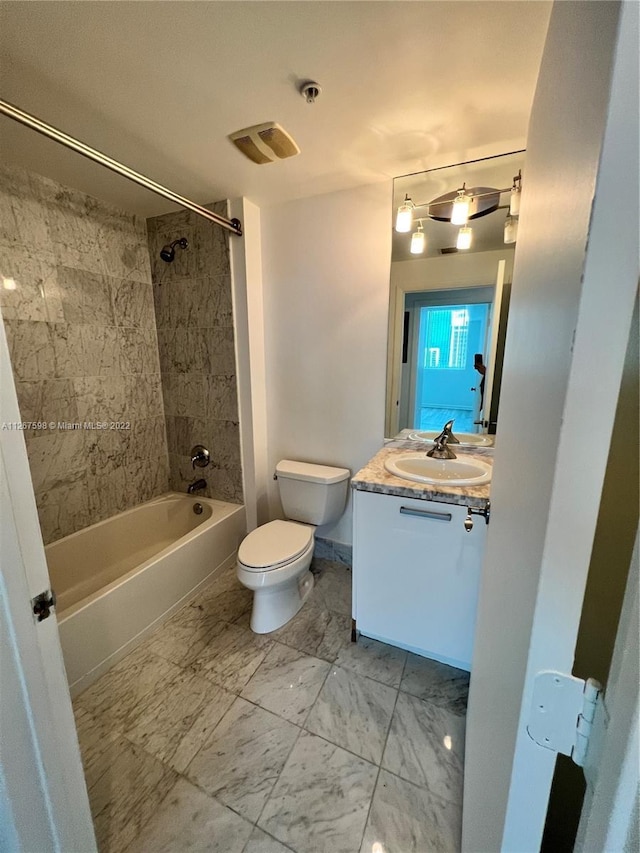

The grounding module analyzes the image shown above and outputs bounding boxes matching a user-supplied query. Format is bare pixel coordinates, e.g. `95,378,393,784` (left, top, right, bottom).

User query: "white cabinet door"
353,489,487,670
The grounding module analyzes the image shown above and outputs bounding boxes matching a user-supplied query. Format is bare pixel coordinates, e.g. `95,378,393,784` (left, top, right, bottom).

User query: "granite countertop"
351,441,492,509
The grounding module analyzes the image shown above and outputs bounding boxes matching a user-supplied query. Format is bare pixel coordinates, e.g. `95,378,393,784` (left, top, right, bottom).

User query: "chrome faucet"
187,478,207,494
443,420,460,444
427,419,458,459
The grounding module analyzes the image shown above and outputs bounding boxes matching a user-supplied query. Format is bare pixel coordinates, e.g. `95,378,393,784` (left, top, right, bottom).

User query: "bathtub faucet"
187,478,207,494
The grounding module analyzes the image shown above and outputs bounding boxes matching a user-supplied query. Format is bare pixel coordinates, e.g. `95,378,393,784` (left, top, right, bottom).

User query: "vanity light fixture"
504,215,518,244
451,186,471,225
509,170,522,216
456,226,472,250
395,194,415,232
410,221,426,254
395,165,523,253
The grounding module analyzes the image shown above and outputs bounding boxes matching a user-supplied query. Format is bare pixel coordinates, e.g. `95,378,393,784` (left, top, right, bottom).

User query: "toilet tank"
276,460,350,525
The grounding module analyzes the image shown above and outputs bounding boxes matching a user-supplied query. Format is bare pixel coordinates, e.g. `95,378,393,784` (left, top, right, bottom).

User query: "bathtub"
46,492,246,696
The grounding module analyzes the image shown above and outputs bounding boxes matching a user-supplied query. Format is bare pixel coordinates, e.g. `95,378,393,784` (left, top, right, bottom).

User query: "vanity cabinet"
352,489,487,671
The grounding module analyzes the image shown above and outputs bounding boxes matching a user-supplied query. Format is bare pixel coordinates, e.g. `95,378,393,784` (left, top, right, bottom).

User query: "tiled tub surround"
0,164,169,544
74,557,467,852
146,204,243,503
352,443,492,509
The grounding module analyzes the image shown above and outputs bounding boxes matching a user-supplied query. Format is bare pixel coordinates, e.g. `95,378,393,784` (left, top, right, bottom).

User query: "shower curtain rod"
0,98,242,237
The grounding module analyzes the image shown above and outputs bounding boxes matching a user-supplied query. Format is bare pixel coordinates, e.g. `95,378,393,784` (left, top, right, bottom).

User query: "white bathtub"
46,492,246,696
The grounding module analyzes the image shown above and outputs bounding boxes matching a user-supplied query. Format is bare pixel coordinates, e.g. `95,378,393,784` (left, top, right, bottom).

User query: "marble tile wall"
0,164,170,544
146,205,243,503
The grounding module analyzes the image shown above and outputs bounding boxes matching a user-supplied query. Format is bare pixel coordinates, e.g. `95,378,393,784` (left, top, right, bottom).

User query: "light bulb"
410,224,425,254
2,277,17,291
395,195,414,232
509,186,521,216
504,216,518,244
451,190,470,225
456,226,472,250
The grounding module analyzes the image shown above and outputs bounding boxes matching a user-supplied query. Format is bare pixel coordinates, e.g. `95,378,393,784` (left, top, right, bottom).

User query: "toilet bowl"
237,460,350,634
237,520,315,633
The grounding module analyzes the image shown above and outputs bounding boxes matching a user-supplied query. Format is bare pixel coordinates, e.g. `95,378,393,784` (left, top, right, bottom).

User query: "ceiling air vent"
229,122,300,165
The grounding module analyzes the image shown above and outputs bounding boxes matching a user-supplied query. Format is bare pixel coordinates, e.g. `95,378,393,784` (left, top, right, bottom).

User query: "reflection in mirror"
386,151,525,440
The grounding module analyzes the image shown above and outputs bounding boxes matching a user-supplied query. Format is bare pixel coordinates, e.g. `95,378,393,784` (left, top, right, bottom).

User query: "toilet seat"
238,520,313,571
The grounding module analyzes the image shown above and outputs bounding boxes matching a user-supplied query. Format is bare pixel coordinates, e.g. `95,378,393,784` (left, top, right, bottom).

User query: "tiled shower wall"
147,206,243,503
0,164,169,544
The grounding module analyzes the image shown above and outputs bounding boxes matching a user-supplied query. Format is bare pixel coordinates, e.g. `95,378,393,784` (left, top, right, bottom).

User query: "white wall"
229,197,269,531
260,183,392,544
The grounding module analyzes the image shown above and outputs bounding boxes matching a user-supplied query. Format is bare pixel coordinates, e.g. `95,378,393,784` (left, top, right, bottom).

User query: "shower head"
159,237,188,263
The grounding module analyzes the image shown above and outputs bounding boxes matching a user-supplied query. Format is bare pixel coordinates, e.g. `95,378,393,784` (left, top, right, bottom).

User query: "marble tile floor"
73,557,469,853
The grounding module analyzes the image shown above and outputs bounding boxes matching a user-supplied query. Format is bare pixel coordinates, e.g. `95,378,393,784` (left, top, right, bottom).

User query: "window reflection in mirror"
386,151,525,440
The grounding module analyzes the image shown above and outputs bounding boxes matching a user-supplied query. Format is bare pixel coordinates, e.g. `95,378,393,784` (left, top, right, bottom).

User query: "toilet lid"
238,520,313,570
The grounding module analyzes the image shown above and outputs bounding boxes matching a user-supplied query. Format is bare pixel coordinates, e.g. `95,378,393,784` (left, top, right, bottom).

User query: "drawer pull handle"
399,506,452,522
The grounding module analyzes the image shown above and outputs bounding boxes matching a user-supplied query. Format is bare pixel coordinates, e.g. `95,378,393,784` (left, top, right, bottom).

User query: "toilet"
237,459,350,634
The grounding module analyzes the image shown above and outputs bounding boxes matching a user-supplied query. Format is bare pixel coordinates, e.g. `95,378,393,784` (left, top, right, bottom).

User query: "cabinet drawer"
353,490,486,669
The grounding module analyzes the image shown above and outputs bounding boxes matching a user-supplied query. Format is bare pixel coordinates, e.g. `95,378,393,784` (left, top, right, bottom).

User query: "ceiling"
0,1,551,217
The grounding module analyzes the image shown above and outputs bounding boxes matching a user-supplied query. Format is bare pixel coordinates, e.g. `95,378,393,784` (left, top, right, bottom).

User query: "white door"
500,2,637,845
462,2,638,850
575,530,639,852
0,315,96,851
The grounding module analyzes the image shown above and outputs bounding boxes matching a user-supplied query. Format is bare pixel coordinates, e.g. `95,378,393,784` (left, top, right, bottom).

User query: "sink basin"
407,430,494,447
384,452,492,486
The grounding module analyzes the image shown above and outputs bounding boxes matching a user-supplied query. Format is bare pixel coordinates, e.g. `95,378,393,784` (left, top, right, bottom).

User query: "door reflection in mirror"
401,291,491,433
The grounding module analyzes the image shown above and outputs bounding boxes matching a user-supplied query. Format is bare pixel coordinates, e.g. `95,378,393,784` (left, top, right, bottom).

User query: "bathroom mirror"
385,150,524,439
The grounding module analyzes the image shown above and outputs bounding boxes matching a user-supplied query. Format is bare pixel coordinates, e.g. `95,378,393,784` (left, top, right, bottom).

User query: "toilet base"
250,569,315,634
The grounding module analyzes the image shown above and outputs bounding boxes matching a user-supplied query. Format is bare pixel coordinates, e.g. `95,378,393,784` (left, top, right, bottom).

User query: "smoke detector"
228,122,300,165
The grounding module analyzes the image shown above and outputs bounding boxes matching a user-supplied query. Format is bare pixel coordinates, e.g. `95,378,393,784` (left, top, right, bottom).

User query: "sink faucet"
443,419,460,444
427,419,458,459
187,478,207,494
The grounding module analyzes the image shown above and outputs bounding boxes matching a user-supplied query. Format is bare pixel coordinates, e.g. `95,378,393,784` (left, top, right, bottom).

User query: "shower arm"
0,98,242,237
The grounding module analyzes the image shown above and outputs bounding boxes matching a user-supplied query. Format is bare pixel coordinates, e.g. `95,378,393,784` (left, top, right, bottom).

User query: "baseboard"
314,537,352,568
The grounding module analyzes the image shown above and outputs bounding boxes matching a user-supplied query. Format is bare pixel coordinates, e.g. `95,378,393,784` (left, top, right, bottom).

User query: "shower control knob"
191,445,210,469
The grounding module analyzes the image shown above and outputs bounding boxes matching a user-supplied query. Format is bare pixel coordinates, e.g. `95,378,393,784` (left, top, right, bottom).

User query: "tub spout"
187,478,207,494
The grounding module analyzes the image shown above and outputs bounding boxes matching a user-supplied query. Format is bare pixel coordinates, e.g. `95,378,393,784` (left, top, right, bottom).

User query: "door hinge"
527,670,603,767
31,588,56,622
